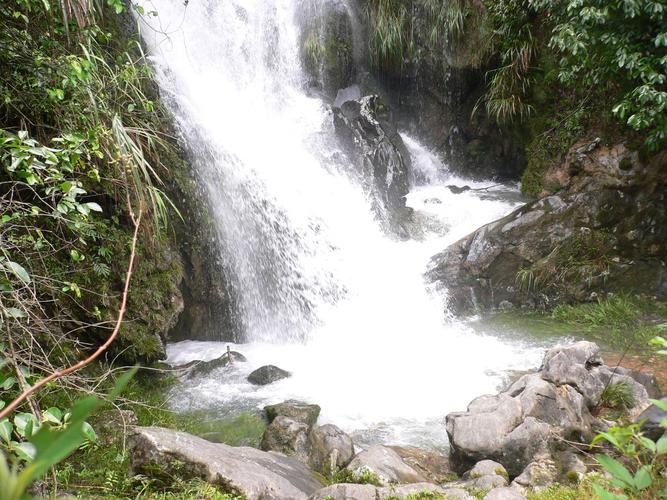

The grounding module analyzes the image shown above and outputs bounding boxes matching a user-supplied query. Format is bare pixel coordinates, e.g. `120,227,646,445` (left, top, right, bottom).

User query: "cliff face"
427,143,667,313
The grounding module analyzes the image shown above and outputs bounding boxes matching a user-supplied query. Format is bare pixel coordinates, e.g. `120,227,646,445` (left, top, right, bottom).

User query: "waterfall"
138,0,543,448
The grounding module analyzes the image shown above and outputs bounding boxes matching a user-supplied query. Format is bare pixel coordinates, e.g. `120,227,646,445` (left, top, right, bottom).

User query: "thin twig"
0,203,143,420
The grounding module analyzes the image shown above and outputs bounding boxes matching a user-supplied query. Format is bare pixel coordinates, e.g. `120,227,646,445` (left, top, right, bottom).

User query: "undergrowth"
551,296,667,350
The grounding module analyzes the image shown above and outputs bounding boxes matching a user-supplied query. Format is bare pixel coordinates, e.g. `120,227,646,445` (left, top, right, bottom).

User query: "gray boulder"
261,416,311,464
512,459,558,489
427,180,667,314
388,445,453,483
129,426,322,499
265,401,321,427
247,365,290,385
447,342,642,475
449,460,509,491
332,95,412,235
540,342,605,404
308,424,355,475
346,445,426,486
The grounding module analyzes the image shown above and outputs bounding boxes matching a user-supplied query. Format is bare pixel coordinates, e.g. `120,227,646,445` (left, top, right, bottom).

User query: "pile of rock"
127,341,662,500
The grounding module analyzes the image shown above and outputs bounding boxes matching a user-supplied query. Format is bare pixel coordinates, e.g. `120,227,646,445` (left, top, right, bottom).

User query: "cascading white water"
138,0,546,448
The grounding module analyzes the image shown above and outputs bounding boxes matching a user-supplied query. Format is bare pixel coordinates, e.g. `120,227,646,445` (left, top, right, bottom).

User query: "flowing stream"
138,0,547,449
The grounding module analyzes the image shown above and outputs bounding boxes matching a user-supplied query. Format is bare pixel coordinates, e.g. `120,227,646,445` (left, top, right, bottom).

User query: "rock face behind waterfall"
332,95,412,236
427,141,667,313
446,341,654,475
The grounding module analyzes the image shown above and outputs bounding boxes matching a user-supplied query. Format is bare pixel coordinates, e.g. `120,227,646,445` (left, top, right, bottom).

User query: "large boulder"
446,342,653,475
129,426,322,499
265,401,321,427
261,416,311,464
346,444,426,486
308,424,355,475
388,445,454,483
427,155,667,313
332,95,412,236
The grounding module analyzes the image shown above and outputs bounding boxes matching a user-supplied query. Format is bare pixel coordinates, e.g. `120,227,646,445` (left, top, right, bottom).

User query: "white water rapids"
138,0,548,449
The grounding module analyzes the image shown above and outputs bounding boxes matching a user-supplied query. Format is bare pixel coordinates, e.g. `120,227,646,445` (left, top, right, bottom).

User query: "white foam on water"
138,0,547,449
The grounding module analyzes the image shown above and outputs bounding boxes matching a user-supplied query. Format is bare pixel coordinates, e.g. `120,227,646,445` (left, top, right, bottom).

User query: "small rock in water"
446,185,471,194
423,197,443,204
248,365,291,385
182,350,247,378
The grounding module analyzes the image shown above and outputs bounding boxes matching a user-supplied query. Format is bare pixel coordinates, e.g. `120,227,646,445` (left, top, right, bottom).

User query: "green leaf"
650,398,667,412
85,202,102,213
12,441,36,461
0,419,13,443
81,422,97,443
42,407,62,425
14,413,34,438
4,262,30,285
596,454,634,487
591,483,628,500
657,435,667,455
633,465,653,490
0,377,16,390
5,308,26,319
638,436,657,453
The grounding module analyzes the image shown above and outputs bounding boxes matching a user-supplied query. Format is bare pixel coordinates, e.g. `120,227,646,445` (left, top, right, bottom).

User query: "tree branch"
0,206,142,421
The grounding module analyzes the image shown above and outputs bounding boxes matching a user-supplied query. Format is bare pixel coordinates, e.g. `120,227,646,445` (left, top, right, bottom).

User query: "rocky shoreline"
124,341,663,499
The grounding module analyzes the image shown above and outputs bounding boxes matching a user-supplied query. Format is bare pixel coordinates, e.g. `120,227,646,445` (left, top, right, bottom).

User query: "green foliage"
477,0,666,150
366,0,415,73
589,340,667,499
0,367,135,500
600,382,635,411
550,296,667,350
542,0,667,150
330,466,382,486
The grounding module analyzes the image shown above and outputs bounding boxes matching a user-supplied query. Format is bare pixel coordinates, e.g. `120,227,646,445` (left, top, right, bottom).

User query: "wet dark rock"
299,0,355,97
247,365,291,385
183,351,247,378
447,185,471,194
446,341,653,476
265,401,321,427
635,397,667,441
346,444,426,486
129,426,322,500
427,184,667,314
332,95,412,236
